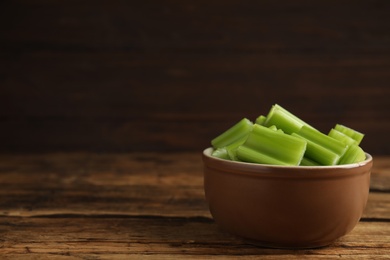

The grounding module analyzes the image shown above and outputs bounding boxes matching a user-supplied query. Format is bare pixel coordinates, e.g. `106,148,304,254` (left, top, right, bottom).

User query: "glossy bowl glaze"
202,147,373,248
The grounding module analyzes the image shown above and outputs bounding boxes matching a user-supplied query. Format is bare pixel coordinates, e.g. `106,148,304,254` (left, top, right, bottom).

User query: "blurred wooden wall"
1,0,389,154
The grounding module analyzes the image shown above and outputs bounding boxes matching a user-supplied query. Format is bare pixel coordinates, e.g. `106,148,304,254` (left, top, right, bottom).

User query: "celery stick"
329,129,366,164
225,136,247,161
298,125,347,157
268,125,278,131
300,157,321,166
211,148,230,160
211,118,253,148
328,128,357,146
237,124,307,166
236,146,289,165
269,125,284,133
264,104,314,134
338,144,366,165
334,124,364,145
292,133,340,165
255,115,267,125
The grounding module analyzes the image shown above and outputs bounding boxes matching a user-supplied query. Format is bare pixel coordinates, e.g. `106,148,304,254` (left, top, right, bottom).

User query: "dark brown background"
1,0,389,154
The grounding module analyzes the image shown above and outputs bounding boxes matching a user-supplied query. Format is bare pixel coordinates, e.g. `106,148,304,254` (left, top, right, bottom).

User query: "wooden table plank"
0,152,207,218
1,153,389,258
1,217,390,259
0,153,389,219
1,184,389,220
370,156,390,192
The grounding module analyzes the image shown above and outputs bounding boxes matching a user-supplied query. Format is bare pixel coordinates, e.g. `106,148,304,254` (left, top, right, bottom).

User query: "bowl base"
243,238,334,249
221,228,336,249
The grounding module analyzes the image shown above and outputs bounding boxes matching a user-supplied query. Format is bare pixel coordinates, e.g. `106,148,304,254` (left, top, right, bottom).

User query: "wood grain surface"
1,152,390,258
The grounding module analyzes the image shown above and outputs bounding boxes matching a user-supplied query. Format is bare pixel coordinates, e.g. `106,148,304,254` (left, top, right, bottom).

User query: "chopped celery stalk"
268,125,278,131
255,115,267,125
298,125,347,157
237,124,307,166
225,136,247,161
236,146,289,165
334,124,364,145
269,125,284,133
209,104,368,166
211,148,230,160
264,104,314,134
211,118,253,148
292,133,340,165
338,144,366,165
328,129,357,146
300,157,321,166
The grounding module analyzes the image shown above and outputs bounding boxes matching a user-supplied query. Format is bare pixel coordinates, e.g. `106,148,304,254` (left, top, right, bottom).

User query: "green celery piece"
329,128,365,164
269,125,284,134
264,104,314,134
225,136,247,161
328,128,357,146
237,124,307,166
292,133,340,166
298,125,348,157
255,115,267,125
334,124,364,145
338,144,366,164
211,118,253,148
211,148,230,160
268,125,278,131
300,157,321,166
236,146,289,165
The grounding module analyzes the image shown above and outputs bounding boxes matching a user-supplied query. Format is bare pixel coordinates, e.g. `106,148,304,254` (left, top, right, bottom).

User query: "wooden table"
1,152,389,259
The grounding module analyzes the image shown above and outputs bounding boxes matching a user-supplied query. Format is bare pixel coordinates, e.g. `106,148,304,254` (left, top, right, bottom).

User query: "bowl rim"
203,147,373,178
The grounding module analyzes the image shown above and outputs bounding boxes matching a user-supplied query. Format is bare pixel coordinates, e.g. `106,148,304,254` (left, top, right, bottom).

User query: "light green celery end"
236,146,290,166
238,124,306,166
328,128,357,146
211,118,253,148
268,125,278,131
300,157,321,166
225,136,247,161
334,124,365,145
264,104,314,134
255,115,267,125
338,144,366,165
211,148,230,160
292,133,340,166
298,125,347,157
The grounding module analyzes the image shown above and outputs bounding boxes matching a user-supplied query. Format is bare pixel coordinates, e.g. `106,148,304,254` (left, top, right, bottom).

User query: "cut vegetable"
329,128,366,165
264,104,314,134
211,118,253,148
298,125,348,158
236,124,307,166
292,133,340,166
328,128,357,146
225,137,247,161
334,124,364,145
300,157,321,166
338,144,366,165
236,146,289,165
211,148,230,160
268,125,278,131
209,104,367,166
255,115,267,125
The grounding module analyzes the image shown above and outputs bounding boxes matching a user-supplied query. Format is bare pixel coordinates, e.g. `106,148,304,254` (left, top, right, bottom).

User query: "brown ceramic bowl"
202,147,373,248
